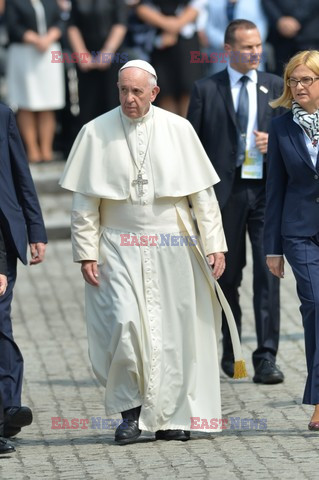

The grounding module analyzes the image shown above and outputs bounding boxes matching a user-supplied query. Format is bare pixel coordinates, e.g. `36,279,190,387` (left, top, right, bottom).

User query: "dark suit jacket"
264,111,319,255
0,226,7,275
5,0,63,43
0,103,47,264
261,0,319,47
187,69,284,208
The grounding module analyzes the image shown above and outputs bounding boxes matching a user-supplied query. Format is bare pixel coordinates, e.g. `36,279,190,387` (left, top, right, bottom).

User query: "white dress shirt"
228,65,258,151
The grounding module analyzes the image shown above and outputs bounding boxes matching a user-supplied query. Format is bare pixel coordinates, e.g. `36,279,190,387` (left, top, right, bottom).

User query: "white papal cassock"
60,105,243,433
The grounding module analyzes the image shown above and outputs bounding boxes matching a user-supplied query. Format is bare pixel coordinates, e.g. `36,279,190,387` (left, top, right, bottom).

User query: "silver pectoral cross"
132,173,148,197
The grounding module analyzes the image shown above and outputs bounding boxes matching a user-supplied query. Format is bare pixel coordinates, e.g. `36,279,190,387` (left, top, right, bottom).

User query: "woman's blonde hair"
270,50,319,109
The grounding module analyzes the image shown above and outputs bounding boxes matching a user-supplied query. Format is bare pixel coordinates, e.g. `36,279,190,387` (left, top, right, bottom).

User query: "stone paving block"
0,239,315,480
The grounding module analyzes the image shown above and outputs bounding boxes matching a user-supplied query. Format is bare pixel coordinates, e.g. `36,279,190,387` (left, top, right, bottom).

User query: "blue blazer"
264,110,319,255
0,103,47,264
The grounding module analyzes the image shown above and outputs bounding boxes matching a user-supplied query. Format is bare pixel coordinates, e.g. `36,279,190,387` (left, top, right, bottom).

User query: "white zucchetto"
119,60,157,80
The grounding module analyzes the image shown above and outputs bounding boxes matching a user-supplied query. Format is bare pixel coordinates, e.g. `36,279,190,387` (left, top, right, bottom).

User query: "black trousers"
0,390,3,436
0,254,23,410
219,172,280,369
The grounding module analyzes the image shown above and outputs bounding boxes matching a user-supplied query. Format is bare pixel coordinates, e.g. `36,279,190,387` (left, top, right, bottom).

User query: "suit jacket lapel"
286,113,316,171
217,71,237,127
256,73,270,131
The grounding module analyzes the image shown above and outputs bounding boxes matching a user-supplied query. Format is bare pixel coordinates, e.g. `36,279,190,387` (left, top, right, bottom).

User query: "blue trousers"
0,254,23,409
283,235,319,405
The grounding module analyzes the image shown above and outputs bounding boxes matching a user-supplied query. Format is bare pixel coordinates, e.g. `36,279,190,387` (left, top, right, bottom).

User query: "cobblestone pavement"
0,235,318,479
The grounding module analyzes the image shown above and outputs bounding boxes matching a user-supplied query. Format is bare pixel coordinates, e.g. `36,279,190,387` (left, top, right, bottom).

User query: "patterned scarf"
292,100,319,147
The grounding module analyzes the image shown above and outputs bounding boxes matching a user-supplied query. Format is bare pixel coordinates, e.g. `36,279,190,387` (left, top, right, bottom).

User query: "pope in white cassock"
60,59,246,444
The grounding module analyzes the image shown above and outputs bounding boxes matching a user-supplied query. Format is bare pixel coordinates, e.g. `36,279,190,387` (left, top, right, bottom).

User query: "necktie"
226,0,236,22
236,75,249,166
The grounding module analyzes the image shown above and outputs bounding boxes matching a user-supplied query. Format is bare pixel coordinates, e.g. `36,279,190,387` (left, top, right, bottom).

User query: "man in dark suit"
0,227,15,453
0,103,47,436
188,19,284,384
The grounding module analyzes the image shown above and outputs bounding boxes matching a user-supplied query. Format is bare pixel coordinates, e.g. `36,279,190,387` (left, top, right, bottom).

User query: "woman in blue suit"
264,50,319,430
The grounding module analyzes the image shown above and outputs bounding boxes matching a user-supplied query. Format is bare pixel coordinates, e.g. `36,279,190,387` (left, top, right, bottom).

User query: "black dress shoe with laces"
253,360,284,384
0,437,15,454
4,406,33,437
114,406,142,445
155,429,190,441
221,358,234,378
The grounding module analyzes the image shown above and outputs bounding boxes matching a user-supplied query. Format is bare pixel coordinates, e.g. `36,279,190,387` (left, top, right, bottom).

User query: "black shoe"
253,360,284,384
221,358,234,378
115,420,141,445
4,406,33,437
155,429,190,441
114,406,142,445
0,437,16,454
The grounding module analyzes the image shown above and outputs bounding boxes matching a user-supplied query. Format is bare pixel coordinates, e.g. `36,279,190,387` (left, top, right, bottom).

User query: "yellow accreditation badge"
241,148,263,179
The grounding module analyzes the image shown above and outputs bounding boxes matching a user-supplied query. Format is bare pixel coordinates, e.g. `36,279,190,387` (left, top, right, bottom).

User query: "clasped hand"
266,256,285,279
0,274,7,296
207,252,225,280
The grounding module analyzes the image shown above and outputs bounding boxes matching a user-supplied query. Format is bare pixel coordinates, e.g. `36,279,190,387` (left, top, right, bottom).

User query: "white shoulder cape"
59,106,220,198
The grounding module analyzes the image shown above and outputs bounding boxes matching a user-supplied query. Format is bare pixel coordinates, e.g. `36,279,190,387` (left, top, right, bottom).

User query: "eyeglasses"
287,76,319,88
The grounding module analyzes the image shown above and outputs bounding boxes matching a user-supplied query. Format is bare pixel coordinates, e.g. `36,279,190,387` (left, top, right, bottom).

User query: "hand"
253,130,268,154
78,52,95,71
158,32,178,49
29,242,46,265
266,256,285,279
162,16,182,34
0,274,7,296
277,17,301,38
81,260,99,286
93,52,113,70
35,35,52,52
207,252,225,280
197,30,209,48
